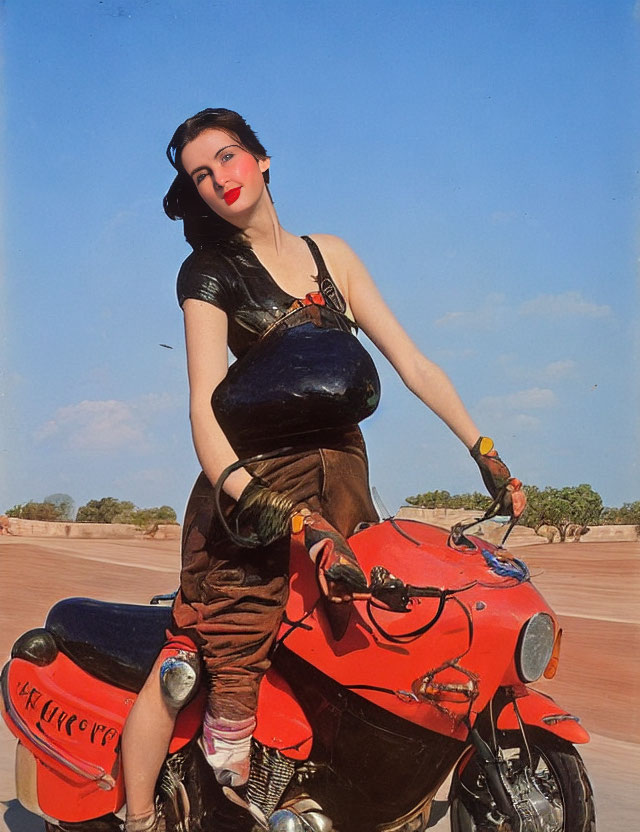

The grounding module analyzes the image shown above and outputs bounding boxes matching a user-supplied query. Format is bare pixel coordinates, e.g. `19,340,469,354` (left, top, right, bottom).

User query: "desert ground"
1,535,638,831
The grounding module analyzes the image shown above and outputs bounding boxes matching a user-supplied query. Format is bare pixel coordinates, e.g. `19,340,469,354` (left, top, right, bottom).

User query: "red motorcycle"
1,467,595,832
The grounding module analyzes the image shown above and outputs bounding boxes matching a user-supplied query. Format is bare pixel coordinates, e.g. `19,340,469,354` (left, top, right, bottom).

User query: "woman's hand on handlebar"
298,509,369,603
470,436,526,519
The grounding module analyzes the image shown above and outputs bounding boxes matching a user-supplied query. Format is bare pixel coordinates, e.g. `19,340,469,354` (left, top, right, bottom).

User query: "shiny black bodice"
212,310,381,450
177,235,381,449
177,236,352,359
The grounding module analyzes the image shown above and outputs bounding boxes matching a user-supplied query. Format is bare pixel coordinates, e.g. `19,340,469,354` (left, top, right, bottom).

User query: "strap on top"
302,236,348,314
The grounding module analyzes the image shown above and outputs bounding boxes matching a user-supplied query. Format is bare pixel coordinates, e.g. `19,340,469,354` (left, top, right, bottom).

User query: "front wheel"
449,728,595,832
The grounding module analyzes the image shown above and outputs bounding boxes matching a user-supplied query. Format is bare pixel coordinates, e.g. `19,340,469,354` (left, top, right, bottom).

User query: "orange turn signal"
543,628,563,679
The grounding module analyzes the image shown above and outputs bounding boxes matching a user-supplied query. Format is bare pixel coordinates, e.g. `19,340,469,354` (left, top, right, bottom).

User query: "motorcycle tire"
449,728,596,832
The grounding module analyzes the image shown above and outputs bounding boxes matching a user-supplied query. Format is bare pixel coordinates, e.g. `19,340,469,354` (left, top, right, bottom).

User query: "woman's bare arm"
312,235,481,449
183,298,252,499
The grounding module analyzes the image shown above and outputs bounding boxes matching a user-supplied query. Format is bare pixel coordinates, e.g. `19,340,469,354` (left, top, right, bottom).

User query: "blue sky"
1,0,638,519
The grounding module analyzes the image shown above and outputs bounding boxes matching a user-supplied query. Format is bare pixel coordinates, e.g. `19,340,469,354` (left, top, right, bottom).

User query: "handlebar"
449,484,524,550
212,451,524,613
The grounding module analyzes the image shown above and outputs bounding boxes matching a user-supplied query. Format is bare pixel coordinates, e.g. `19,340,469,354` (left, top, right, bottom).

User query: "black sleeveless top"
177,236,353,358
177,236,380,450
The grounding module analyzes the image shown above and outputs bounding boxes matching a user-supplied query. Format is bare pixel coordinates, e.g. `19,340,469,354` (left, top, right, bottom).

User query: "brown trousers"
170,427,377,721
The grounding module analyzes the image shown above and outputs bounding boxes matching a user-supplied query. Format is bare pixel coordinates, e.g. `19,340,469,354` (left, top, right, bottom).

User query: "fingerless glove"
231,478,295,546
470,436,512,499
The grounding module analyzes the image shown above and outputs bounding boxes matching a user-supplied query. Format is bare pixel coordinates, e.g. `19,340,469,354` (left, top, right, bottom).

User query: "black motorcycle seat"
45,597,173,693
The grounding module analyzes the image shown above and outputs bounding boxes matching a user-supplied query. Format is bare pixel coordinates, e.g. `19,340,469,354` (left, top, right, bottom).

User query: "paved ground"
1,536,638,830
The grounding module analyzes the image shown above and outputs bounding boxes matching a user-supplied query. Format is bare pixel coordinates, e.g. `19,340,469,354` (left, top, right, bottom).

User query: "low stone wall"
3,510,636,545
571,524,637,542
395,507,638,545
2,517,181,540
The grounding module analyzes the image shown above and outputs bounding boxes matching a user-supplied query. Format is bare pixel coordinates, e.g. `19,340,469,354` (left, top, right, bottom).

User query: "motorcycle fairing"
1,647,207,821
496,686,589,744
254,668,313,760
164,664,313,760
281,520,556,739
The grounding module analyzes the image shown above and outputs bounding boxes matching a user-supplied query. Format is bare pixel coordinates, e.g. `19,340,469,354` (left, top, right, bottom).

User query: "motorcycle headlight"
516,613,555,682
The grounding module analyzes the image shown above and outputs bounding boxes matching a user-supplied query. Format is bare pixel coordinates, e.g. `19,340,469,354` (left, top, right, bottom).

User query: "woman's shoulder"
306,234,366,286
306,233,353,257
176,242,247,310
178,240,248,276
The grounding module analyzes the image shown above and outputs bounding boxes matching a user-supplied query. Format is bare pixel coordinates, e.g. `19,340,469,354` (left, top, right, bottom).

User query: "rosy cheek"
234,154,260,180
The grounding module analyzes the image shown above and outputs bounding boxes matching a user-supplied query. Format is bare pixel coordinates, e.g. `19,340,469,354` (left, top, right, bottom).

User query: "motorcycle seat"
45,597,172,692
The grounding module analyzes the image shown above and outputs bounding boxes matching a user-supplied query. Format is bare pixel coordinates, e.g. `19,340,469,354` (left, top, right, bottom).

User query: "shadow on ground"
427,799,448,827
2,801,42,832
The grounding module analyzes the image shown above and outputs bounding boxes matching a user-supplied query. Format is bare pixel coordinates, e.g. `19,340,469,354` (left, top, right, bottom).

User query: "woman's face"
180,128,270,221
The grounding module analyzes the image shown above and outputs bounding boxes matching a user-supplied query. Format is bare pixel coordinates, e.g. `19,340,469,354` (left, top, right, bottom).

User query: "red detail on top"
163,633,198,652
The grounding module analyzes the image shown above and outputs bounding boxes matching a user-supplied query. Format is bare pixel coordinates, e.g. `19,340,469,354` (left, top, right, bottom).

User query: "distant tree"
564,484,603,527
405,490,491,511
44,493,75,521
601,501,640,525
76,498,136,524
5,500,67,521
521,484,602,542
406,482,606,543
126,506,178,528
406,489,452,508
76,498,178,527
449,492,492,510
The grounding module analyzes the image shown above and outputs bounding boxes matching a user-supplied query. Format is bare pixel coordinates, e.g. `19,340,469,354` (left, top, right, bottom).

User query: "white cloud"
539,359,576,381
35,400,144,450
512,414,541,430
473,388,555,437
497,354,577,384
436,312,464,326
435,311,464,326
437,290,612,331
477,387,557,412
435,293,508,329
35,393,180,452
518,291,612,320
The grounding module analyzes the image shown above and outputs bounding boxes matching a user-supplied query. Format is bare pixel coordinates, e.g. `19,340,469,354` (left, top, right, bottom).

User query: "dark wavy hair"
164,108,270,248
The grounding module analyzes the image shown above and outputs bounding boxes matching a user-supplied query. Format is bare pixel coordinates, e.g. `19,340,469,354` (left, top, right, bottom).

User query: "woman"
121,108,523,832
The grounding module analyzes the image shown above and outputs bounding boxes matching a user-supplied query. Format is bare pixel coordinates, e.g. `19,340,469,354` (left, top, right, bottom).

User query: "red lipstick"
224,187,241,206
